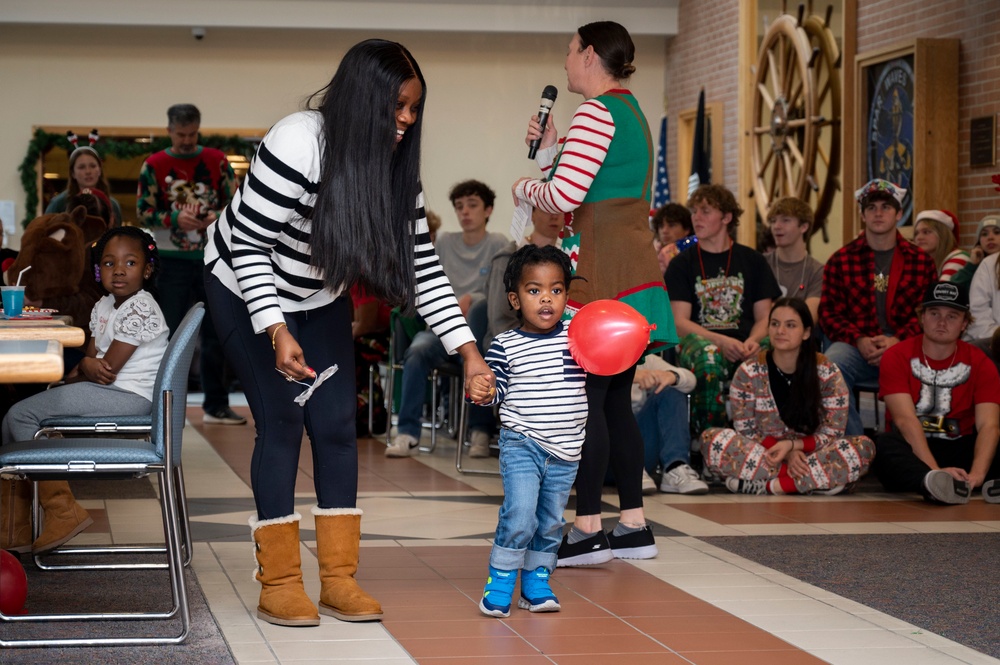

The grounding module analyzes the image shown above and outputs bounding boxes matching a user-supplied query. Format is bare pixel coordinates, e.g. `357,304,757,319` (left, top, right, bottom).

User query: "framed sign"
865,54,915,225
854,39,958,235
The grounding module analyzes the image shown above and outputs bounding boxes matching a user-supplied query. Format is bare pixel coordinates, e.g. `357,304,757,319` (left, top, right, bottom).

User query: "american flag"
650,115,670,221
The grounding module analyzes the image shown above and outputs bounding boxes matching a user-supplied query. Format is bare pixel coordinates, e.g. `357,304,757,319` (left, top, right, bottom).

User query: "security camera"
192,27,206,40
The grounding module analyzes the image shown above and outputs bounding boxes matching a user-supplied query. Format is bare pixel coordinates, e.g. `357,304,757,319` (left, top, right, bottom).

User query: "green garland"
17,128,258,228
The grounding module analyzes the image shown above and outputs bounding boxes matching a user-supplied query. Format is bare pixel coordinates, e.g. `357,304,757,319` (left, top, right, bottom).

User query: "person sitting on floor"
1,226,168,555
874,281,1000,505
631,353,705,494
701,297,875,495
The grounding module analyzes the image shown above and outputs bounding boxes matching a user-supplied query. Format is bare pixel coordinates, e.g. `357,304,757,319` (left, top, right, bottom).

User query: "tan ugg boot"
32,480,93,554
312,506,383,622
249,512,320,627
1,478,33,554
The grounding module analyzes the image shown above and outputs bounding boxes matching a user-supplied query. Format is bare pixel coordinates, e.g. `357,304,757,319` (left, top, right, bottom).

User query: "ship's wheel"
750,5,842,241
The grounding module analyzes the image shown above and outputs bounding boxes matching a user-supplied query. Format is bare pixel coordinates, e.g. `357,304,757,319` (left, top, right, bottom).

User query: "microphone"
528,85,559,159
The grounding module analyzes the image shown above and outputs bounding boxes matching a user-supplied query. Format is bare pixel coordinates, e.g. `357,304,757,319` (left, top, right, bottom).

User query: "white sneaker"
660,463,709,495
641,470,657,495
385,433,420,458
469,430,491,458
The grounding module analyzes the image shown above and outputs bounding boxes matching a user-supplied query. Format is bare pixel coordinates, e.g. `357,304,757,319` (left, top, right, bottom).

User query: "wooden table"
0,340,64,383
0,317,85,348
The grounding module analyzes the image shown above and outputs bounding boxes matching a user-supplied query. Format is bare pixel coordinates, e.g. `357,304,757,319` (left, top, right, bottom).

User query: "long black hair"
306,39,425,309
769,297,823,435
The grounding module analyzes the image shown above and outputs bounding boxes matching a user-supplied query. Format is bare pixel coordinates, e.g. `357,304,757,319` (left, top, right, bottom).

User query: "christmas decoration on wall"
17,128,258,228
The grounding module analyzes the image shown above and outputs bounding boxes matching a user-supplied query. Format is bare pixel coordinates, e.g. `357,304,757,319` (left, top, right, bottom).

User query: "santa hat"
915,209,959,241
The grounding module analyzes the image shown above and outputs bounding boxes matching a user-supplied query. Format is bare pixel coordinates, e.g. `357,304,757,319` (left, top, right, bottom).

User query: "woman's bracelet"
271,322,288,349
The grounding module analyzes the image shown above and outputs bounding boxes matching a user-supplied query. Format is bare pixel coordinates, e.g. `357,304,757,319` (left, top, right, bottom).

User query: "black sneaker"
555,530,613,567
607,525,658,560
203,407,248,426
922,470,970,505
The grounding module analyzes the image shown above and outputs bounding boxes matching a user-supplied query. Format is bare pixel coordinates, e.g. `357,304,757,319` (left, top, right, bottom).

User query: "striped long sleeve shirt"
483,323,587,461
515,96,616,213
204,111,473,353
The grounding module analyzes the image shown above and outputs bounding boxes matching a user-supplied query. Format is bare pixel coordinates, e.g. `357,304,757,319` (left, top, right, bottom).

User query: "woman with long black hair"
204,39,491,627
701,297,875,495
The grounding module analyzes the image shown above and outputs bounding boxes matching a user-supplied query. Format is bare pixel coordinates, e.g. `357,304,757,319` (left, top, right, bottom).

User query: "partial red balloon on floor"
0,549,28,615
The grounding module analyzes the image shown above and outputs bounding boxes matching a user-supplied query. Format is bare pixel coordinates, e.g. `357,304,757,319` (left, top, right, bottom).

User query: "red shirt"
880,336,1000,436
349,285,391,332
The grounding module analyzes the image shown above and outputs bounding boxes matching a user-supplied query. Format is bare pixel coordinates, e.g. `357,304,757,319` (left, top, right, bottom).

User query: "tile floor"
57,397,1000,665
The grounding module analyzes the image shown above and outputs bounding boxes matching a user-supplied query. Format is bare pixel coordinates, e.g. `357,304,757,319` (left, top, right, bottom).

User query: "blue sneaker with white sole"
518,566,560,612
479,566,516,617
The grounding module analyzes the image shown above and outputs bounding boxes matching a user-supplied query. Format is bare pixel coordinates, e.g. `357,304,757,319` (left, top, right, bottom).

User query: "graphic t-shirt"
665,243,781,341
880,336,1000,437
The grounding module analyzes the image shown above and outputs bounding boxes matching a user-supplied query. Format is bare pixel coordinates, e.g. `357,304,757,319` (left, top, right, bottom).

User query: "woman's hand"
764,439,794,469
78,356,117,385
511,177,533,205
786,450,810,479
270,323,315,381
525,113,558,151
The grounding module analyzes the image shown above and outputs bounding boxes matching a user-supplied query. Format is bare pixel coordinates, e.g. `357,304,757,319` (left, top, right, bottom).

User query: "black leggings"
574,365,645,517
205,270,358,519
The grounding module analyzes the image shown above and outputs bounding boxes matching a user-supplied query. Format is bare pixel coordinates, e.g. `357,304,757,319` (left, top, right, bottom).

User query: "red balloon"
0,549,28,615
568,299,654,375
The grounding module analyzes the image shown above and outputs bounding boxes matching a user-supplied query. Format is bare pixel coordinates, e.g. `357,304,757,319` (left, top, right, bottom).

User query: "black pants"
205,270,358,519
157,256,229,412
874,429,1000,494
574,365,645,516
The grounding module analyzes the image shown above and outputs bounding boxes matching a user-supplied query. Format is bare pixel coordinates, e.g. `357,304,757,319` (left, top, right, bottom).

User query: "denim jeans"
636,387,691,475
824,341,879,436
490,428,578,572
396,315,495,438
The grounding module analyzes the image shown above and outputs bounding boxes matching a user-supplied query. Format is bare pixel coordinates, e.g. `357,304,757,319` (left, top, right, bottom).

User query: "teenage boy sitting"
664,184,780,435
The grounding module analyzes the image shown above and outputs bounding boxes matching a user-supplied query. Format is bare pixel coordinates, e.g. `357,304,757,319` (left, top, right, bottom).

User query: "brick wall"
664,0,741,196
664,0,1000,250
858,0,1000,248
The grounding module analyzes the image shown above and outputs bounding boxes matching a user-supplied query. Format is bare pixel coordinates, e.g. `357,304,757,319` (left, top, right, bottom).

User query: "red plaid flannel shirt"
819,232,937,345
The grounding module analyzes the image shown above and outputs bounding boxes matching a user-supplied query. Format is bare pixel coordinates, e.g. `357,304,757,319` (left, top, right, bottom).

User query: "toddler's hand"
466,375,495,404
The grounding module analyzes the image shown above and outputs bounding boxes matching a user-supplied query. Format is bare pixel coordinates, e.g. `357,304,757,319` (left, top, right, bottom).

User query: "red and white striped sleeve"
516,99,615,214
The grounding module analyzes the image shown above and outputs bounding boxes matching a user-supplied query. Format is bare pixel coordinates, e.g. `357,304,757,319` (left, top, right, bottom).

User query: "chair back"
150,303,205,466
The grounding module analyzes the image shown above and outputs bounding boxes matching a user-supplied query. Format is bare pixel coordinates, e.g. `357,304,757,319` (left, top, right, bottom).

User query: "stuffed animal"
4,205,108,332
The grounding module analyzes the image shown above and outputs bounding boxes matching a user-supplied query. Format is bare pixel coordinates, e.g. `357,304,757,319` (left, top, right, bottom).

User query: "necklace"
873,250,892,293
921,346,959,385
773,363,794,385
697,240,733,281
771,252,808,292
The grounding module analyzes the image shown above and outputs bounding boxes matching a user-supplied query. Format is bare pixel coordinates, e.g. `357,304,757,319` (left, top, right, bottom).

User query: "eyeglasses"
275,365,339,405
